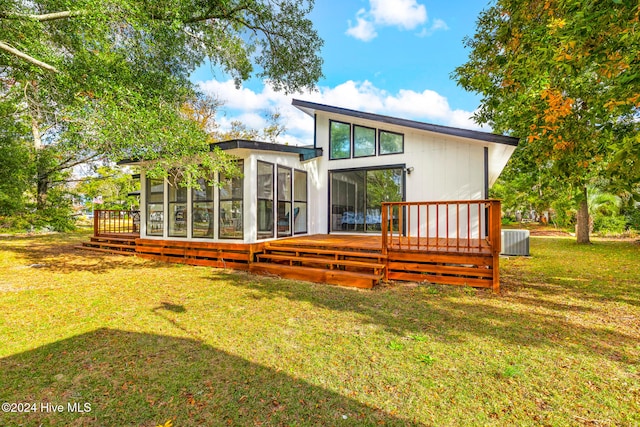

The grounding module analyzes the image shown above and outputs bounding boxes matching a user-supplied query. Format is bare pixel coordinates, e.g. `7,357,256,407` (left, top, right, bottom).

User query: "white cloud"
346,0,448,42
370,0,427,29
346,9,378,42
198,79,485,146
417,18,450,37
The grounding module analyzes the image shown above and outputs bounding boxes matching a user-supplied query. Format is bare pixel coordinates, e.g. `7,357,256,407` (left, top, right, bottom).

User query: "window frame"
352,124,376,158
191,178,215,239
167,179,188,238
218,160,244,240
145,177,165,237
378,129,404,155
293,169,308,235
256,160,275,240
277,165,293,238
329,120,352,160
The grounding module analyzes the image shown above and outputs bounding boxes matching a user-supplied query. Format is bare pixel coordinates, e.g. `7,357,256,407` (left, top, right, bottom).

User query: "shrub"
593,215,627,235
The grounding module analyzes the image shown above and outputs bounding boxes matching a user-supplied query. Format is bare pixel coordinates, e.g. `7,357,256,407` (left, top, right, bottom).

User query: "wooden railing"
94,209,140,237
381,200,501,254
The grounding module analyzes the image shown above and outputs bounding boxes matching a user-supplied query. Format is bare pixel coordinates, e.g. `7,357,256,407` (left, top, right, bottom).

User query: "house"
83,99,519,292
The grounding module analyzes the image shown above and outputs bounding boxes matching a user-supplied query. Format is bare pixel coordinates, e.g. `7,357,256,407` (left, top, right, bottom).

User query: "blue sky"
191,0,491,146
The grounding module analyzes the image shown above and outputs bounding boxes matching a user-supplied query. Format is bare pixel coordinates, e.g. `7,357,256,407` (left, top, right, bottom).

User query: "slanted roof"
292,99,519,147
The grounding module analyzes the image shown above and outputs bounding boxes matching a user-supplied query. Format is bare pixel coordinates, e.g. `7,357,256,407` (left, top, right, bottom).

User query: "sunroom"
138,140,321,244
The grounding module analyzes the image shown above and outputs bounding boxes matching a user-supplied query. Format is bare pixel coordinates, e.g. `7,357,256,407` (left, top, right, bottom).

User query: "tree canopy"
0,0,323,228
454,0,640,242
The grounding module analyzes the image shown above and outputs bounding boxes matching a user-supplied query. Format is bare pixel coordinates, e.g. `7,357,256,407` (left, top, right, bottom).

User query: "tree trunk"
31,115,48,210
576,186,590,244
36,173,49,209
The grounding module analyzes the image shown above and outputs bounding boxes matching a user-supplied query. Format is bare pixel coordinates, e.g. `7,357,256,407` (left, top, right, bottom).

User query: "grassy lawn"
0,231,638,426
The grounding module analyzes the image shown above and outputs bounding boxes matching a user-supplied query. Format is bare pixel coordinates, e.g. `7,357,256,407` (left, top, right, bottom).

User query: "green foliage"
593,215,627,235
1,2,323,176
0,130,33,216
623,205,640,231
417,354,435,365
34,186,76,231
75,165,139,211
1,0,322,229
455,0,640,241
388,341,405,351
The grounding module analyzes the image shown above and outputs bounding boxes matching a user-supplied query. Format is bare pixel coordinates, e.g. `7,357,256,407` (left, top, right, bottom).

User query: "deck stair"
77,235,138,255
250,240,387,289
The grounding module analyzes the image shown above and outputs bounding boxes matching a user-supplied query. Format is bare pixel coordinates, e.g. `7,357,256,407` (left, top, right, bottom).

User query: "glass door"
330,167,403,233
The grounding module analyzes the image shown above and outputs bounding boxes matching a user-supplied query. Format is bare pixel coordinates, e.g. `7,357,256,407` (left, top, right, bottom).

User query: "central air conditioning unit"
501,229,530,256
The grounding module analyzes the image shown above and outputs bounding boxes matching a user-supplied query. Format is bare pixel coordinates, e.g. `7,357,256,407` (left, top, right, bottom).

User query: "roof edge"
292,98,519,147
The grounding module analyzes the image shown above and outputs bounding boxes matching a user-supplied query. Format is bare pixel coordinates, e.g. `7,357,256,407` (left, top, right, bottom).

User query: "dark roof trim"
210,139,323,161
118,139,323,165
292,99,519,147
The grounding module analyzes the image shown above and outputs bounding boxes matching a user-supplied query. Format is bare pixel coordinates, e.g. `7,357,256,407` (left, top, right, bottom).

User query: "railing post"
489,200,502,294
93,210,100,237
381,203,388,255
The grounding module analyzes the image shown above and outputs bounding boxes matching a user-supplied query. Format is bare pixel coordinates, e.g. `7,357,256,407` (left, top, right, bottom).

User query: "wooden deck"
79,201,502,292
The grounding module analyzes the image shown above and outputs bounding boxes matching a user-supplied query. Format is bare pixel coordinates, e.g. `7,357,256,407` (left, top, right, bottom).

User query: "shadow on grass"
0,328,421,427
0,233,163,274
215,270,638,364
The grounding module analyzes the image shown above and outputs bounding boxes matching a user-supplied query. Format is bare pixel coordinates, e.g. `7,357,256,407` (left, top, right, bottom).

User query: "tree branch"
0,41,58,73
0,10,85,22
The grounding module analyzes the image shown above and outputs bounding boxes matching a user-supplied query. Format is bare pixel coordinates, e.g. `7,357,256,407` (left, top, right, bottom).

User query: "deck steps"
78,236,137,255
386,250,495,288
133,238,262,270
250,241,387,289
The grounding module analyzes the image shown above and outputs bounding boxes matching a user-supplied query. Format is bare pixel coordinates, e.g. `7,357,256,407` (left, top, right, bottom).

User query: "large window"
146,178,164,236
168,179,188,237
330,167,403,233
257,161,274,239
353,125,376,157
330,120,403,160
329,120,351,160
293,170,308,234
277,166,292,237
379,130,404,155
219,161,244,239
192,178,214,239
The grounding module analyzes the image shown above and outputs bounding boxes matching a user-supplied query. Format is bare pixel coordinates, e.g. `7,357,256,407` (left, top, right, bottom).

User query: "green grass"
0,231,638,426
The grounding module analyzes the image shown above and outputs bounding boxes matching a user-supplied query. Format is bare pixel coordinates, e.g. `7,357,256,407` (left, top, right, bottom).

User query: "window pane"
257,162,273,199
219,201,243,239
192,202,214,238
379,130,404,154
146,203,164,236
277,166,291,201
294,202,307,234
277,201,292,237
147,178,164,203
257,199,274,238
294,170,307,202
219,160,243,239
366,169,403,232
330,121,351,159
169,203,187,237
220,177,242,200
193,178,214,201
354,126,376,157
169,183,187,203
331,170,366,232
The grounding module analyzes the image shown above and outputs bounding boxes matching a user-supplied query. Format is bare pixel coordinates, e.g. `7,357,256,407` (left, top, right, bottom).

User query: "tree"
74,165,139,212
454,0,640,243
0,0,323,221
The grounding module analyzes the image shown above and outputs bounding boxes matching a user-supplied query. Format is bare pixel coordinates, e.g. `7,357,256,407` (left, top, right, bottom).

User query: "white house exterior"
137,99,518,244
